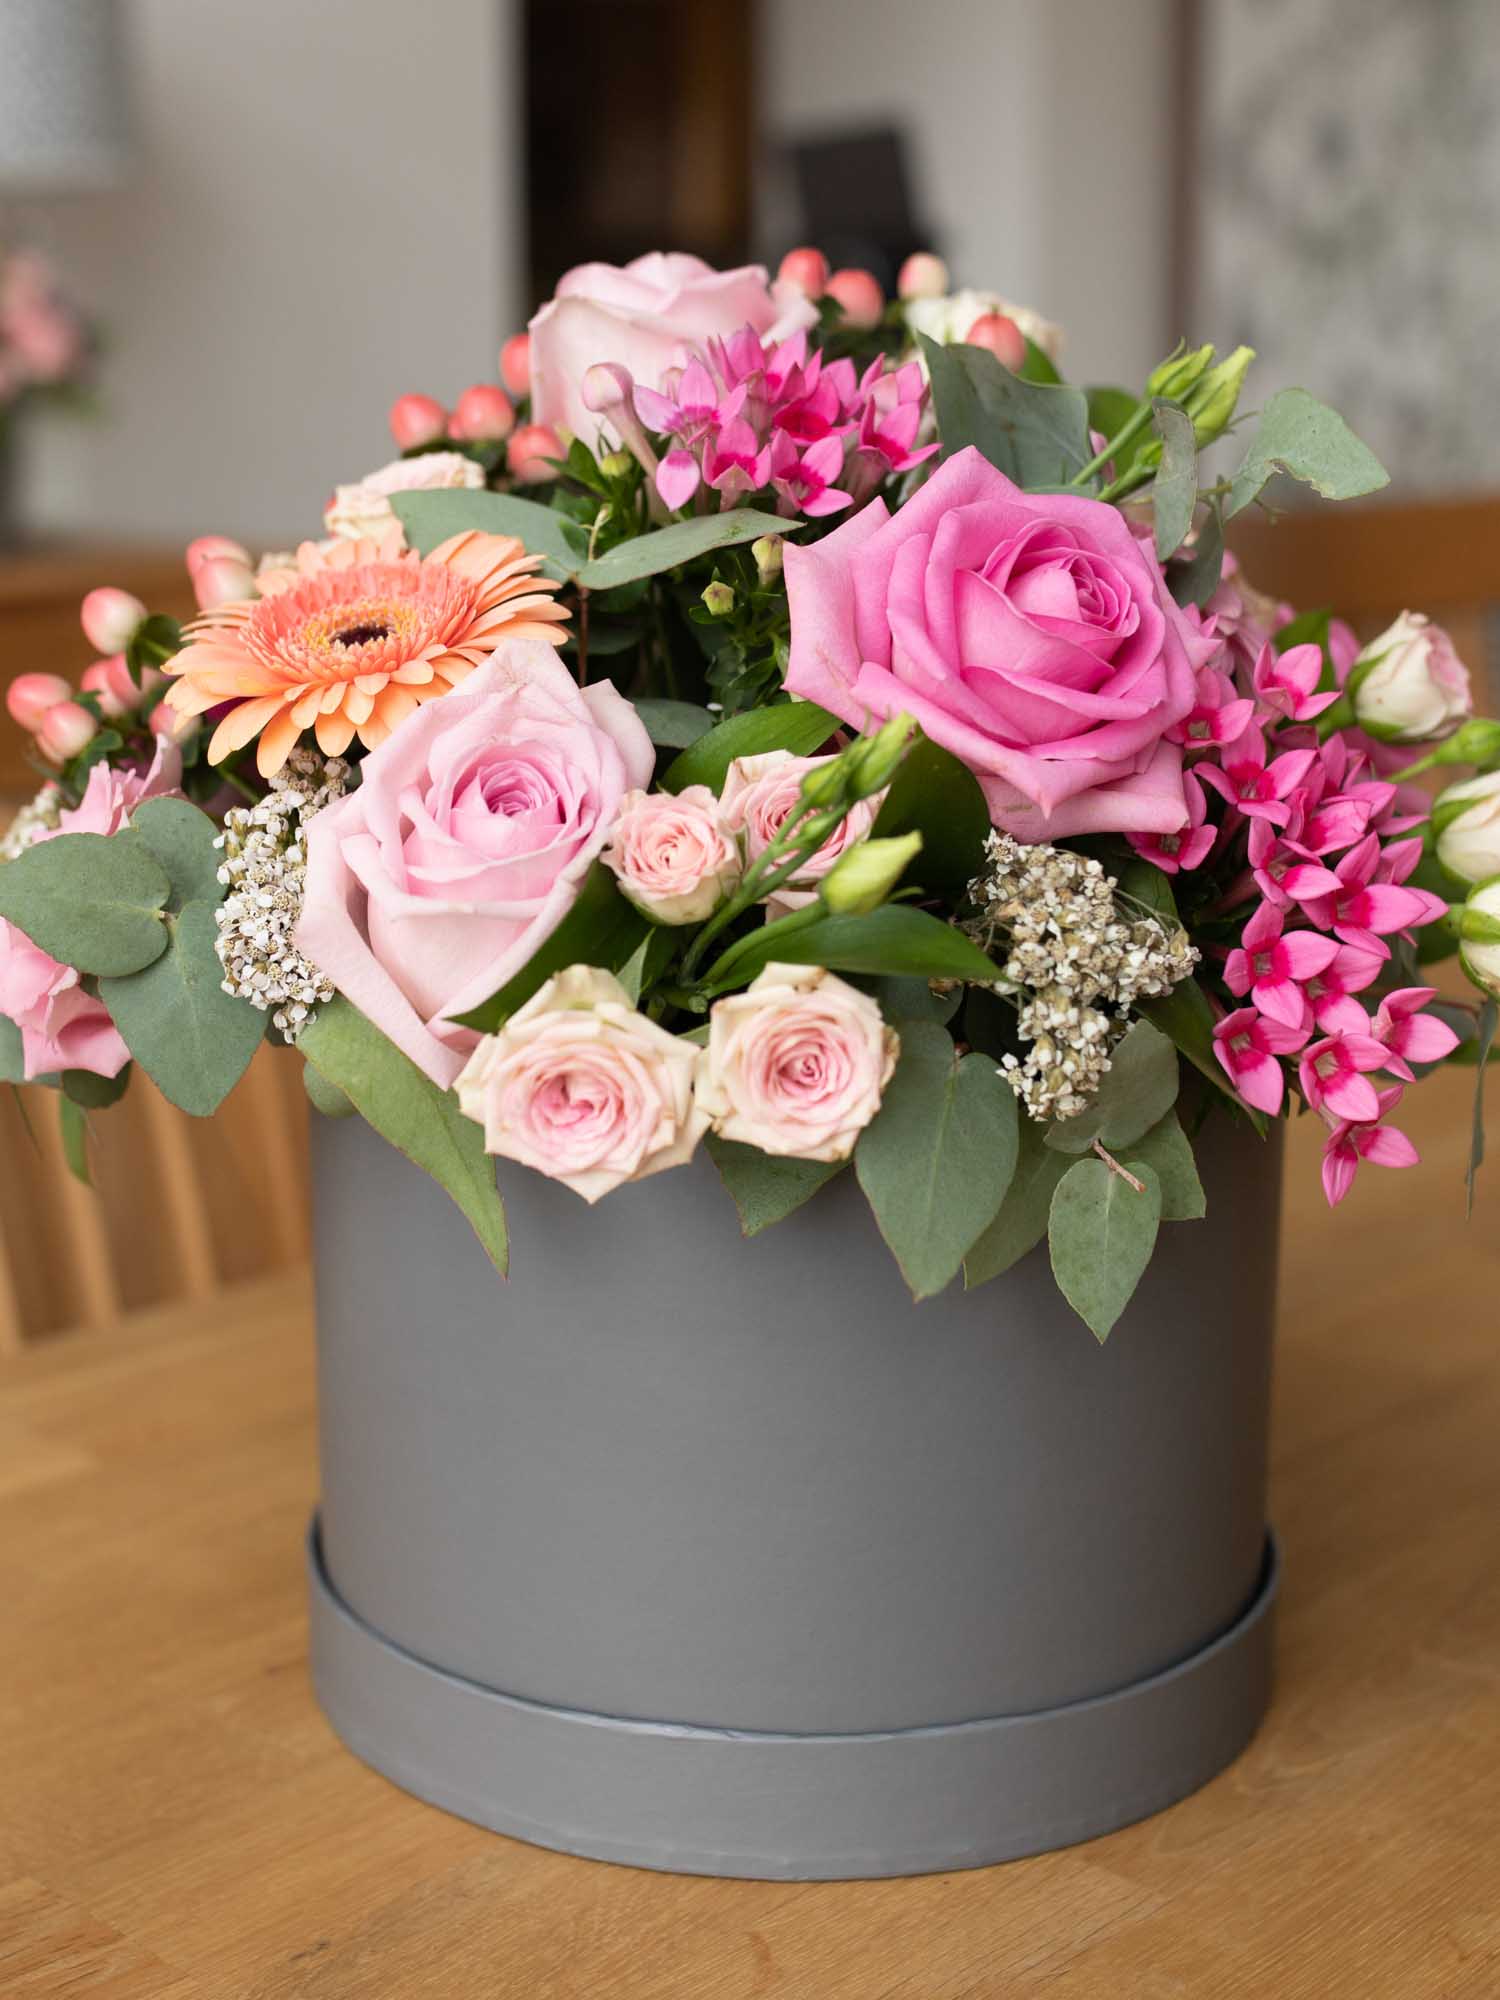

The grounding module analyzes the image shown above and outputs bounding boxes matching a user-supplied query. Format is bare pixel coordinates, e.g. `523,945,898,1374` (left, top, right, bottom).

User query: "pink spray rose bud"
80,656,137,718
80,586,147,656
1351,611,1472,744
720,750,884,915
37,700,100,764
965,312,1027,371
777,246,830,298
454,964,708,1203
499,332,532,398
698,962,900,1162
450,382,516,442
388,392,448,451
601,786,742,925
506,422,563,485
824,267,885,329
6,671,72,733
897,251,950,301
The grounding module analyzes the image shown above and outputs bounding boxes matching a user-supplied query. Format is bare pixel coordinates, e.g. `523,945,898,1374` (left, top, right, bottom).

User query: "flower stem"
1070,400,1154,488
1092,1139,1146,1192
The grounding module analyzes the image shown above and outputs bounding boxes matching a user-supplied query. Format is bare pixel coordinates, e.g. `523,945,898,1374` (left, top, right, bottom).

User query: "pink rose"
719,751,883,916
454,964,707,1202
783,447,1212,839
529,251,813,449
698,962,899,1161
601,786,741,925
295,643,654,1088
0,740,181,1080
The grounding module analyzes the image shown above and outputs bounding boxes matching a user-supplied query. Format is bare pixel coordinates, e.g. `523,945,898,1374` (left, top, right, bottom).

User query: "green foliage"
1125,1110,1206,1220
1141,976,1258,1124
130,798,225,910
0,831,169,976
706,1136,843,1237
1167,500,1224,609
59,1095,92,1186
1468,997,1495,1214
125,613,183,686
614,924,679,1004
0,1015,26,1084
1043,1019,1181,1155
702,904,1001,997
964,1113,1070,1287
300,997,509,1276
872,976,961,1026
870,734,990,897
578,511,799,590
919,334,1093,487
1047,1156,1162,1341
449,862,649,1034
1150,398,1198,561
61,1064,132,1110
303,1059,356,1118
392,489,585,581
1086,385,1154,480
1019,338,1063,385
661,701,841,794
100,901,265,1115
855,1021,1019,1300
1226,388,1389,518
632,697,715,748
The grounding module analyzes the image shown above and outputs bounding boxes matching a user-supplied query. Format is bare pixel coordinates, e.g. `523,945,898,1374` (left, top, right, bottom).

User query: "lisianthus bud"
1437,770,1500,885
1427,717,1500,770
81,656,137,718
1351,612,1472,743
897,252,949,301
819,831,923,914
191,549,257,611
964,313,1026,371
701,580,735,617
499,332,531,398
777,246,829,298
825,267,884,329
1147,343,1215,402
80,586,146,656
751,534,783,585
6,671,71,732
845,712,917,797
1184,344,1254,446
388,392,447,451
506,422,563,485
37,699,99,763
450,383,515,442
1460,879,1500,998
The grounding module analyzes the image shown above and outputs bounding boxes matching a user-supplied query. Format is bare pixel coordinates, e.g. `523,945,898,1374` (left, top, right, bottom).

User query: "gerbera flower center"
333,619,395,648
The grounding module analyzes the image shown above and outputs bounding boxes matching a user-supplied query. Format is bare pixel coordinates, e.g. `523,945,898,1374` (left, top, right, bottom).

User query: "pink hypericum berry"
897,251,949,300
964,313,1027,371
80,657,137,718
6,671,71,733
80,586,146,656
825,267,884,329
37,700,99,764
499,332,531,398
185,534,250,577
388,392,448,451
147,697,195,744
450,383,515,442
777,247,830,298
506,422,562,485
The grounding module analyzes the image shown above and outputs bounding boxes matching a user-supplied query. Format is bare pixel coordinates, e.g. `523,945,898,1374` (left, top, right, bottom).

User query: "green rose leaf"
706,1135,844,1237
61,1063,132,1110
1123,1110,1205,1221
1047,1156,1162,1341
964,1112,1070,1287
920,333,1093,487
99,900,266,1116
59,1095,92,1186
578,510,799,591
870,733,990,897
1150,398,1198,561
392,488,585,581
1226,388,1389,519
872,976,961,1027
0,830,170,976
856,1021,1019,1300
661,700,841,795
632,697,715,748
704,904,1001,996
130,797,226,911
300,996,508,1276
1044,1018,1181,1155
448,860,650,1034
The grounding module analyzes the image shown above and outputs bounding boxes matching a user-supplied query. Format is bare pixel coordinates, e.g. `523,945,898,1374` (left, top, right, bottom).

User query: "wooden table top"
3,1065,1499,1998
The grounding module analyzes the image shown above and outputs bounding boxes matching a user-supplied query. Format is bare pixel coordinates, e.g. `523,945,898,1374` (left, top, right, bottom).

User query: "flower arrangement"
0,245,94,435
4,247,1497,1336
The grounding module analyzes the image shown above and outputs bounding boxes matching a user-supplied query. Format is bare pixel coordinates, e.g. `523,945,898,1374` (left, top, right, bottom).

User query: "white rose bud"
601,786,741,925
1351,611,1472,743
1435,770,1500,885
1460,878,1500,999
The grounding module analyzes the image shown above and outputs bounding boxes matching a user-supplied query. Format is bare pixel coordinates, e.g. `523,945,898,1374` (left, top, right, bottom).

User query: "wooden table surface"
3,1065,1499,1998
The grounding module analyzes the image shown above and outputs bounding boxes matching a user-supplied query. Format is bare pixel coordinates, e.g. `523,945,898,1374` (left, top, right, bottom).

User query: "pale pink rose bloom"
323,451,485,541
454,964,707,1203
295,643,654,1088
529,250,815,448
698,962,899,1162
601,785,741,925
719,750,883,917
0,738,182,1079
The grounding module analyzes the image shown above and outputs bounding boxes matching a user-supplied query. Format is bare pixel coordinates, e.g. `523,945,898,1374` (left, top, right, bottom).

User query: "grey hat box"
308,1108,1281,1879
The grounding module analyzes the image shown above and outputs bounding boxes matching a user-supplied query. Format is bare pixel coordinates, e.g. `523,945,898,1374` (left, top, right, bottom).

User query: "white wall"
18,0,519,548
758,0,1177,389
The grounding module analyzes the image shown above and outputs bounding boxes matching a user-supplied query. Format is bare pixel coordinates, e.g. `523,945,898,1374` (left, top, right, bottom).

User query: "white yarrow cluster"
214,748,348,1037
0,782,62,863
966,832,1197,1123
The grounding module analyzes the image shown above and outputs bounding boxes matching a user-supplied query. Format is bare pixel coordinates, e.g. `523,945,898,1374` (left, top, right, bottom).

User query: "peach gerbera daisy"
163,525,569,776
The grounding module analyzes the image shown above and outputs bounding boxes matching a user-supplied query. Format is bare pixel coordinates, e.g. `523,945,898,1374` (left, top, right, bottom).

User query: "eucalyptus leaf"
633,697,715,748
1117,857,1180,926
0,1015,24,1084
1226,388,1389,519
392,489,583,581
59,1095,91,1186
703,904,1001,996
1168,499,1224,609
661,701,840,795
1123,1110,1205,1221
1044,1019,1180,1154
129,797,225,911
300,996,508,1275
578,510,797,590
707,1135,843,1237
1048,1156,1162,1341
871,733,990,896
964,1114,1070,1287
303,1060,356,1119
1141,977,1261,1126
856,1021,1019,1300
99,901,266,1115
449,861,649,1034
0,831,170,976
1150,398,1198,561
873,976,961,1027
921,335,1093,487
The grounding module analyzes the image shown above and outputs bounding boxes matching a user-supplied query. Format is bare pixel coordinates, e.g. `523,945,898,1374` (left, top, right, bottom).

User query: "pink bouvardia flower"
1320,1086,1420,1207
1296,832,1440,952
1127,770,1215,874
1197,725,1317,825
1246,816,1343,909
1223,900,1340,1029
1371,985,1461,1079
1251,641,1341,724
768,431,851,516
1298,1029,1392,1124
1300,941,1386,1033
1212,1007,1308,1115
1168,666,1255,751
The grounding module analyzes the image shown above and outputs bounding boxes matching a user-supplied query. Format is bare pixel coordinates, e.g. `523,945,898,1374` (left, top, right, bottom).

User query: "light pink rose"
529,251,814,449
0,739,182,1080
601,785,740,925
783,447,1213,839
295,643,653,1088
698,962,899,1162
719,751,883,917
454,964,707,1203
